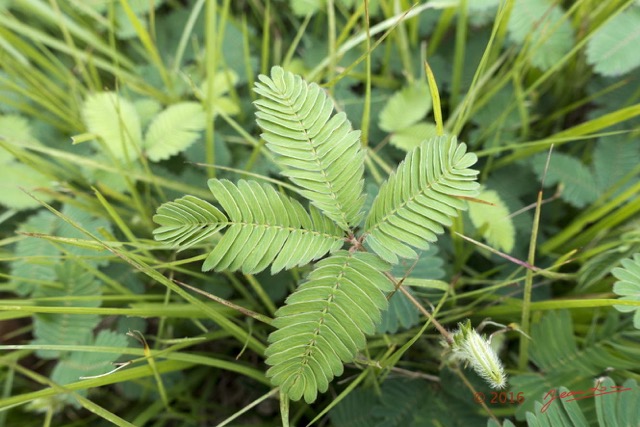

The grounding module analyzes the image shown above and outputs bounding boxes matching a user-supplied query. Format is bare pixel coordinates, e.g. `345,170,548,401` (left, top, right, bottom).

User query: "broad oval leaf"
253,66,366,231
468,188,515,253
531,152,599,208
265,251,393,403
593,137,640,194
289,0,324,16
507,0,574,71
389,122,438,152
586,6,640,77
82,92,142,161
0,114,40,164
144,102,206,161
0,162,53,210
379,80,432,133
364,135,479,263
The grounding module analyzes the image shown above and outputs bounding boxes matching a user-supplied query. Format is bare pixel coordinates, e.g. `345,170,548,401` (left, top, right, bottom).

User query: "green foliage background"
1,0,639,426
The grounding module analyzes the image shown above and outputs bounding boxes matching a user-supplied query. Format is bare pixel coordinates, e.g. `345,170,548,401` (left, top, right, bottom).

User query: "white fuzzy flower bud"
449,320,507,389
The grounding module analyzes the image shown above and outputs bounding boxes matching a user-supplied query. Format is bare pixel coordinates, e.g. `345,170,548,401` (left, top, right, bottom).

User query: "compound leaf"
612,253,640,329
525,386,590,427
153,195,228,250
50,330,128,406
372,376,485,427
254,66,366,231
329,388,378,427
144,102,206,161
32,261,102,359
265,251,393,403
57,204,113,267
157,179,346,274
11,210,59,296
377,289,419,334
203,179,345,274
378,247,445,334
524,378,639,427
510,310,638,419
364,135,479,263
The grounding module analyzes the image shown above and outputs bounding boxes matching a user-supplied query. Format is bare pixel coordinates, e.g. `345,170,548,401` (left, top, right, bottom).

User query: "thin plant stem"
360,0,372,147
518,147,551,369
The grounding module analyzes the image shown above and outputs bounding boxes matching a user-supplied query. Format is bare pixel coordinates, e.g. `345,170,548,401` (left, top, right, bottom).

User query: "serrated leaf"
0,114,39,164
134,98,162,128
468,188,515,253
389,122,438,152
254,66,366,230
144,102,206,161
364,135,479,263
199,69,239,98
379,81,432,133
113,0,161,40
593,137,640,193
290,0,324,16
265,251,393,403
586,6,640,77
507,0,574,71
198,70,240,116
82,92,142,161
0,161,53,209
612,253,640,329
470,84,520,129
469,0,501,27
531,152,600,208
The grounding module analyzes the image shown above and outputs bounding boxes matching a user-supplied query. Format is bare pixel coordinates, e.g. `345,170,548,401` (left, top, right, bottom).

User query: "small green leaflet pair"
153,66,480,403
